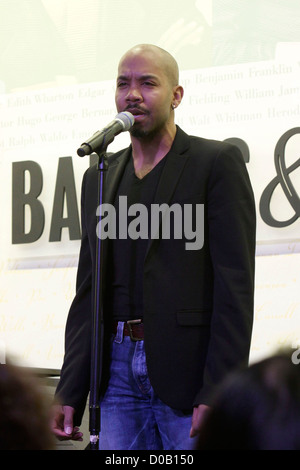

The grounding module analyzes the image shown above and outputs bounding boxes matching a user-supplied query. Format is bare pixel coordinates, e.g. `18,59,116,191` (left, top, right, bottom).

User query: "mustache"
124,105,149,115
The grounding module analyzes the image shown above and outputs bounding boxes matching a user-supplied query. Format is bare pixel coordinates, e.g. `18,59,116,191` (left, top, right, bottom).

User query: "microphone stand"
88,148,108,450
77,115,134,449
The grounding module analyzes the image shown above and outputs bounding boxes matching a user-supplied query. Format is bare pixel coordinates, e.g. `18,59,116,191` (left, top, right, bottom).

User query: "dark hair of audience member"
196,352,300,450
0,361,55,450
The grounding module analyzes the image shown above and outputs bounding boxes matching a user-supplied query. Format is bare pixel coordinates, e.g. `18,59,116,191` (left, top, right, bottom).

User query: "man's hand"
51,405,83,441
190,404,211,437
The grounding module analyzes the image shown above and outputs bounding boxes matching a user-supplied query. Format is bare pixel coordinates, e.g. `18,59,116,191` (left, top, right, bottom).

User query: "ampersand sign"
259,128,300,228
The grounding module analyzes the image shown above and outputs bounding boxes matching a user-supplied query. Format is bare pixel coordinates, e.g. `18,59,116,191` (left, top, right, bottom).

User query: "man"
52,44,256,450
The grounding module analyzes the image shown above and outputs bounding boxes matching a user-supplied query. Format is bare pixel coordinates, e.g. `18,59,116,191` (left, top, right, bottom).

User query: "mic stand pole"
88,149,108,450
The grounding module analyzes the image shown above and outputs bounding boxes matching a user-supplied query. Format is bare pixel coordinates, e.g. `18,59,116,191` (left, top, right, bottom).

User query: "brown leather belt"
113,319,144,341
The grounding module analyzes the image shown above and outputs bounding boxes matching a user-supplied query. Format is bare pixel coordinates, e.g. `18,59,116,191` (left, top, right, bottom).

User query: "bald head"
118,44,180,88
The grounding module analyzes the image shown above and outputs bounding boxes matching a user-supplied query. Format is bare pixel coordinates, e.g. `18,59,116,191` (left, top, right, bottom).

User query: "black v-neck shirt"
105,155,167,321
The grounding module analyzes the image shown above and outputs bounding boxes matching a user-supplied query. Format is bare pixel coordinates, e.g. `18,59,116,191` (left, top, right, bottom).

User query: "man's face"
115,50,175,138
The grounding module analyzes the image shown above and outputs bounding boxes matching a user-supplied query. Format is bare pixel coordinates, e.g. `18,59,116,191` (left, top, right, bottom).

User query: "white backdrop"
0,0,299,369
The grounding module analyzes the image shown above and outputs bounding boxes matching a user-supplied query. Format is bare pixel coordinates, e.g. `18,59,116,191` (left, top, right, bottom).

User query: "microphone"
77,111,134,157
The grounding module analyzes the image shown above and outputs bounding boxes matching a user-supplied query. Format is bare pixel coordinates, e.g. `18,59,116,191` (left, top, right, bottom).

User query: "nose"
126,85,142,103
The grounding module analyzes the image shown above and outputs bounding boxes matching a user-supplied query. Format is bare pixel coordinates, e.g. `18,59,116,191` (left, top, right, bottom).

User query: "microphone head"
115,111,135,131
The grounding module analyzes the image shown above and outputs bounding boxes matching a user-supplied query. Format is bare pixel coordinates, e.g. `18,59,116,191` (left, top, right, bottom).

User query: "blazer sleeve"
55,170,92,426
194,143,256,406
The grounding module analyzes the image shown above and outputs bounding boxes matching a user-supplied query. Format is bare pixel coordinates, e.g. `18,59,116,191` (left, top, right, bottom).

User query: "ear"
172,85,184,109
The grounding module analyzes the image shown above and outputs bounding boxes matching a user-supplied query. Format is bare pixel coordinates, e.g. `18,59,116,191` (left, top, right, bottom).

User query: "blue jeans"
98,322,195,450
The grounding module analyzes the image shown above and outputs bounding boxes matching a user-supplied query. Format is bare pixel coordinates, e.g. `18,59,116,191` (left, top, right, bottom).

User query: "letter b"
12,161,45,244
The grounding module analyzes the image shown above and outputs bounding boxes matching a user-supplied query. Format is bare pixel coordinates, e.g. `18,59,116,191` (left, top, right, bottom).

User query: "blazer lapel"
99,147,131,292
104,147,131,204
152,152,188,205
145,127,191,259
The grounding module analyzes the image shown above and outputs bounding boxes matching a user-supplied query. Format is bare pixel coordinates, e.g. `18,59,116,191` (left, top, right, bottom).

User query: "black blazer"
56,126,256,425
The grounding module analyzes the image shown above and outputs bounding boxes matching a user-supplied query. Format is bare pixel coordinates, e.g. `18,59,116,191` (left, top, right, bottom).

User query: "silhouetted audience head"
0,361,55,450
197,352,300,450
